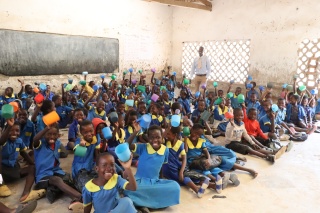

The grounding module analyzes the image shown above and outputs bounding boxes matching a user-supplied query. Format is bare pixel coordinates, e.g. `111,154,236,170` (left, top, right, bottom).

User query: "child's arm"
20,150,34,165
202,148,210,159
270,112,276,133
226,83,232,94
84,91,97,110
127,122,141,150
31,104,41,123
179,154,187,182
17,79,24,98
119,155,137,191
151,71,155,84
0,119,14,145
204,121,212,135
84,205,92,213
214,87,217,97
61,83,66,104
33,126,51,148
293,78,297,94
78,86,84,100
183,136,189,153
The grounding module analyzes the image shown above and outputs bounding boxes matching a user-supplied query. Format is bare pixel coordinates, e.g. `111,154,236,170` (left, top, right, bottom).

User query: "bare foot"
19,193,29,202
249,170,258,178
237,156,247,162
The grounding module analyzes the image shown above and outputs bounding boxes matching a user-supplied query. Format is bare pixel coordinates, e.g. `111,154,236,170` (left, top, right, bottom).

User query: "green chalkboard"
0,29,119,76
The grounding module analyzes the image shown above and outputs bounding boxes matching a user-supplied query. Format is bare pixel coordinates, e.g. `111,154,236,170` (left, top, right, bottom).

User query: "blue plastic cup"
247,83,253,89
173,72,176,76
109,112,118,123
125,99,134,107
282,83,288,89
230,80,235,84
311,89,318,95
195,91,200,98
93,85,99,92
82,71,88,75
102,127,112,139
128,68,133,73
248,75,253,81
68,79,73,84
39,83,46,91
115,143,131,162
271,104,279,112
171,115,181,127
137,114,151,130
100,74,105,79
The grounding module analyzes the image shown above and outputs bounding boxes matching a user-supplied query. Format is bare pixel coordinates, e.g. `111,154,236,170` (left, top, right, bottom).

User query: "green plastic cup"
213,82,218,87
183,79,190,85
138,70,143,74
111,75,116,80
1,104,14,119
227,92,233,99
299,85,306,91
74,146,87,157
137,85,146,92
183,127,190,136
79,80,86,86
237,94,245,104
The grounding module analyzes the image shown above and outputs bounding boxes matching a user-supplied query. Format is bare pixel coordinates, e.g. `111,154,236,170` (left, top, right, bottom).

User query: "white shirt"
190,55,211,79
225,122,254,145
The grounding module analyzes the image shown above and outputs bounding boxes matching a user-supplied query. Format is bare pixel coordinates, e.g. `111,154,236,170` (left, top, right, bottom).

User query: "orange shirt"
243,108,268,140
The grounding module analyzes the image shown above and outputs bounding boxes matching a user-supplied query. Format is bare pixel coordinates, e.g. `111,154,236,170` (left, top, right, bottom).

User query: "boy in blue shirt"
178,90,191,115
67,108,86,150
85,91,106,121
33,124,82,210
17,109,35,149
2,87,17,104
52,95,73,128
228,86,242,109
83,152,137,213
246,93,260,114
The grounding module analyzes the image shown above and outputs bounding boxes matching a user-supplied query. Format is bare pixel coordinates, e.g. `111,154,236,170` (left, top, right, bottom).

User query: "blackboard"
0,29,119,76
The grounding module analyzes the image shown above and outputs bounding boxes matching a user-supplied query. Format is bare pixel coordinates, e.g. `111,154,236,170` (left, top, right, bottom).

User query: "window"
296,38,320,87
181,39,251,83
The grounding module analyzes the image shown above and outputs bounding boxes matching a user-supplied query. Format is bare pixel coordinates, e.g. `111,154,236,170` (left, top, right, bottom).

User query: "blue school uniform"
68,120,80,142
162,140,192,185
230,94,241,109
124,143,180,209
276,108,286,125
163,101,172,115
87,106,106,121
1,138,27,167
246,89,260,100
185,138,207,165
2,94,17,104
315,99,320,114
19,120,35,148
82,176,136,213
72,137,100,179
246,100,260,113
34,138,65,183
205,141,236,171
167,90,174,101
68,102,84,110
56,105,73,128
302,105,312,122
259,114,272,133
124,126,143,144
178,98,191,115
107,127,126,162
119,94,127,103
35,113,46,133
41,91,54,101
286,104,306,123
213,106,229,132
69,90,79,97
105,101,114,114
150,114,164,126
257,105,266,120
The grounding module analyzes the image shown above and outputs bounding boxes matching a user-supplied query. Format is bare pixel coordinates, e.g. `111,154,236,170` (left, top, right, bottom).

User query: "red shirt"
243,108,268,140
50,143,58,167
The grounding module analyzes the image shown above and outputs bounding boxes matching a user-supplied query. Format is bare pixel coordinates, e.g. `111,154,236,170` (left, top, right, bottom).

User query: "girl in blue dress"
213,98,229,133
163,126,217,198
125,124,180,211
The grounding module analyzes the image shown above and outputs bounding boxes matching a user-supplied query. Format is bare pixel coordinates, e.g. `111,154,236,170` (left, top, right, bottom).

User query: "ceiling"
146,0,213,11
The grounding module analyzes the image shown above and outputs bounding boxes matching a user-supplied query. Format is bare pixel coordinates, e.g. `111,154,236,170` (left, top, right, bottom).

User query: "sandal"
68,199,83,212
0,185,12,197
16,200,38,213
20,189,46,203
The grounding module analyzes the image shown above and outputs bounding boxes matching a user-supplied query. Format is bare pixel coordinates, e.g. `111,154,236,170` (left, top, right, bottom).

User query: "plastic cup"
138,70,143,74
147,100,151,105
200,110,211,121
34,93,45,104
132,79,137,85
128,68,134,73
151,68,156,73
123,71,127,75
227,92,233,99
137,85,146,92
155,79,161,85
271,104,279,112
151,94,159,102
65,84,73,91
9,102,19,112
213,82,218,87
299,85,306,91
286,85,293,91
237,94,245,104
115,143,131,162
137,114,152,130
246,83,253,89
82,71,88,76
282,83,288,89
93,85,99,92
42,111,60,126
311,89,318,95
173,72,176,76
230,80,235,84
1,104,14,119
79,80,86,86
183,127,190,136
171,115,181,127
74,146,87,157
109,112,118,123
102,127,112,139
259,86,265,91
214,97,222,105
33,87,40,94
39,83,47,91
111,75,116,80
125,99,134,107
201,84,206,89
248,75,253,81
293,74,298,80
68,79,73,84
160,86,166,91
183,79,190,85
100,74,105,79
195,91,200,98
224,112,234,119
267,82,273,89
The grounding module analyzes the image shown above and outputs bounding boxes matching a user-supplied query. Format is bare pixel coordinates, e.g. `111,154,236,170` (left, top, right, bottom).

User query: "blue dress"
124,143,180,209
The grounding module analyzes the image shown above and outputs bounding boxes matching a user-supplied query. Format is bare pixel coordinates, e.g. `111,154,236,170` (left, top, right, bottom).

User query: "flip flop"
275,146,287,159
286,141,293,152
229,173,240,186
222,172,231,189
20,189,46,203
16,200,37,213
68,200,83,212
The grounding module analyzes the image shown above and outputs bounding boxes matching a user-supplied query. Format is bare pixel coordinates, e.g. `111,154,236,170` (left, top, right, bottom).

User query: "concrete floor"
1,128,320,213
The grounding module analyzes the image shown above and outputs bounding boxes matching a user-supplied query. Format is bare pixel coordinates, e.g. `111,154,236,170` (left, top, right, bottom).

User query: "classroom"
0,0,320,212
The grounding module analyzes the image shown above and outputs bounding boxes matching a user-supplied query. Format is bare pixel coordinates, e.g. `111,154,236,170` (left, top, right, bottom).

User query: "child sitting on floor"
68,108,86,150
33,124,82,210
82,153,137,213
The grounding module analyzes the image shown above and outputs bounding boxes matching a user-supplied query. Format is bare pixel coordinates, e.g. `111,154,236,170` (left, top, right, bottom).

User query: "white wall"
0,0,172,91
171,0,320,87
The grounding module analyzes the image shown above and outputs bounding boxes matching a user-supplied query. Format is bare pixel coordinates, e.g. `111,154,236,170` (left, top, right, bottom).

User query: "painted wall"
171,0,320,91
0,0,172,92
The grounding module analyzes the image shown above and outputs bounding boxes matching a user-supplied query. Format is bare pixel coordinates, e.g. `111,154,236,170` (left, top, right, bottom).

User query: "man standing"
190,46,211,93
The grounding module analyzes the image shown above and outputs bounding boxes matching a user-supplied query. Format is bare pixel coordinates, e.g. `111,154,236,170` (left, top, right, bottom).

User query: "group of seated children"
0,69,318,213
